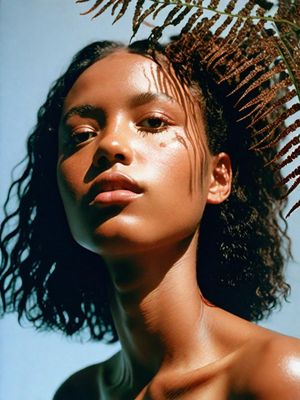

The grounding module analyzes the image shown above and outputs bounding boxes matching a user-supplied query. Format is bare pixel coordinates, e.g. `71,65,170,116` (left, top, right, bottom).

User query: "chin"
76,224,197,261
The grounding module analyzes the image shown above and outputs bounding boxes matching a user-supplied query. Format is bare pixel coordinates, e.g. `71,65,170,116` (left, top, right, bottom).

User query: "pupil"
149,118,161,128
75,132,91,143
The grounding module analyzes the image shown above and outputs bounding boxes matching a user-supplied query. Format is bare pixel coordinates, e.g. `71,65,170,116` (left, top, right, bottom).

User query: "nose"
92,121,133,168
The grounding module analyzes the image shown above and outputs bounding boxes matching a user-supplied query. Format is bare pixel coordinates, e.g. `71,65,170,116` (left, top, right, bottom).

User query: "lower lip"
90,190,142,206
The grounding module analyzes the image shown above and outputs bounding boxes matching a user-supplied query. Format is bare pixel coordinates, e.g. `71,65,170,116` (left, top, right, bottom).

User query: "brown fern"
267,134,300,166
278,165,300,186
112,0,130,23
274,143,300,171
76,0,300,215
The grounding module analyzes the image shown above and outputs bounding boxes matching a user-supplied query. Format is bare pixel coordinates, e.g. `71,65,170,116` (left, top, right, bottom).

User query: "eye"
70,127,97,145
137,116,170,133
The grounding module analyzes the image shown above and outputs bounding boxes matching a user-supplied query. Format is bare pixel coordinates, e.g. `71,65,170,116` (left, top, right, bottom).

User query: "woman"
1,37,300,399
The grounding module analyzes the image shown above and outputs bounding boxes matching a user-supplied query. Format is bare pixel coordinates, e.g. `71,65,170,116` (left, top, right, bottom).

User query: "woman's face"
57,50,216,257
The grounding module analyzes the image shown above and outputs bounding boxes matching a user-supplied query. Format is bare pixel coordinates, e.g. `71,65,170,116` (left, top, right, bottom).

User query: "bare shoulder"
52,363,102,400
52,351,119,400
235,331,300,400
52,365,98,400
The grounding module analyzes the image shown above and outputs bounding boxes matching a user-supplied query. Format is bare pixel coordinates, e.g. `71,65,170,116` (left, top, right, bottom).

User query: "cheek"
139,133,210,220
56,156,86,214
152,131,210,197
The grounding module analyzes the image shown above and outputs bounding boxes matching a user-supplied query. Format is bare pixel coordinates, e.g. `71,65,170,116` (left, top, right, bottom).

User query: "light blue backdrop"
0,1,299,400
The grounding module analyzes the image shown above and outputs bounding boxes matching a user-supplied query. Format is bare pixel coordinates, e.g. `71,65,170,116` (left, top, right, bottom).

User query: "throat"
106,236,212,383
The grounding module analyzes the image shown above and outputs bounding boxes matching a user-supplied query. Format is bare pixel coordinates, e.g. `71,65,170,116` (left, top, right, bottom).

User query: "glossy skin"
55,51,300,399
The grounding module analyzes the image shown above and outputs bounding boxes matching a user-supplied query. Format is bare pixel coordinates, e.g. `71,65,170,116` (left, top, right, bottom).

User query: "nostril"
115,153,125,161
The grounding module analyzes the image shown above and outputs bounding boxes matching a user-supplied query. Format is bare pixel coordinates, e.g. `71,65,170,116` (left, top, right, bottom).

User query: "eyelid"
137,113,174,128
69,125,98,146
135,113,174,136
70,125,97,134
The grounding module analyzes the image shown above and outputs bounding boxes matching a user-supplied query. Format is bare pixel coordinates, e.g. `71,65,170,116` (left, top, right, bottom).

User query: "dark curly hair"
0,38,291,342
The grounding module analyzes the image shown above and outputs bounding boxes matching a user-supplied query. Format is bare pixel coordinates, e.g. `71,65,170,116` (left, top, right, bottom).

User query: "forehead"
63,50,191,109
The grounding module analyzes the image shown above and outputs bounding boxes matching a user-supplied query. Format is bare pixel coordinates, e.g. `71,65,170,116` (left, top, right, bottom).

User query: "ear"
206,152,232,205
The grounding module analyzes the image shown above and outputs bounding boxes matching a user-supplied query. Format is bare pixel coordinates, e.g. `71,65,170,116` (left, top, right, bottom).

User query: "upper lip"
89,171,143,200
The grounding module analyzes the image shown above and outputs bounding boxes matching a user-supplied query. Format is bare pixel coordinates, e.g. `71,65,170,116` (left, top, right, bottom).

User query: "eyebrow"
130,92,178,107
62,92,179,123
62,104,101,124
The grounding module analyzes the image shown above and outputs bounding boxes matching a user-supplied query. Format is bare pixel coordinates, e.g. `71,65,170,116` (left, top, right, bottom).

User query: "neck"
103,232,217,390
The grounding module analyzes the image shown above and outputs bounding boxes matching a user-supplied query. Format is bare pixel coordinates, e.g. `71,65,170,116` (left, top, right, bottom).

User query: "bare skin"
54,51,300,399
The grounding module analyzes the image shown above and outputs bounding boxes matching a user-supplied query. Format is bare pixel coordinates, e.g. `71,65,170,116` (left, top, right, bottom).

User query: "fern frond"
286,200,300,217
79,0,104,16
170,6,192,28
245,78,292,125
278,165,300,186
283,176,300,199
219,51,270,83
92,0,119,19
153,3,170,19
263,119,300,149
273,143,300,170
134,3,160,37
253,103,300,136
267,134,300,166
111,0,122,17
231,64,286,103
180,8,204,34
250,104,300,149
113,0,130,23
238,86,296,127
132,0,146,37
239,88,297,114
150,4,183,43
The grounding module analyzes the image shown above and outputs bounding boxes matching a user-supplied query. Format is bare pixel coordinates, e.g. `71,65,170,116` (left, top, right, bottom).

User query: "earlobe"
207,152,232,205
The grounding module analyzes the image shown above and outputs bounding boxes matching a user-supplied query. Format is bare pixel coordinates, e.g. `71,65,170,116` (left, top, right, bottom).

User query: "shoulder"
52,363,102,400
237,334,300,399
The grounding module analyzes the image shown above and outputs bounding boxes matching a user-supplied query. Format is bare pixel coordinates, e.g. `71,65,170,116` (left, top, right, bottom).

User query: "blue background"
0,1,299,399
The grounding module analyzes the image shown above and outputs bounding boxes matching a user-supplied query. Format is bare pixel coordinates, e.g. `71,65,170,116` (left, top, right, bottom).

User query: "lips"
89,172,143,206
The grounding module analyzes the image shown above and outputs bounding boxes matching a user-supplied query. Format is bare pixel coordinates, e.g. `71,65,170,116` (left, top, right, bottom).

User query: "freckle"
159,142,166,148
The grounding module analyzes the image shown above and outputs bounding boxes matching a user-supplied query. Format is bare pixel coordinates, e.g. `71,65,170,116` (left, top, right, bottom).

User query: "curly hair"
0,38,291,342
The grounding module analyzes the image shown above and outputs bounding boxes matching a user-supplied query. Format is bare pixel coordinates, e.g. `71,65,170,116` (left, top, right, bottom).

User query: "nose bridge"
93,112,132,166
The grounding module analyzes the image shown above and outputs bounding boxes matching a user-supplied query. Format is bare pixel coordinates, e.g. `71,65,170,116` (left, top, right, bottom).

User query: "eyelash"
136,115,171,135
70,128,97,145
